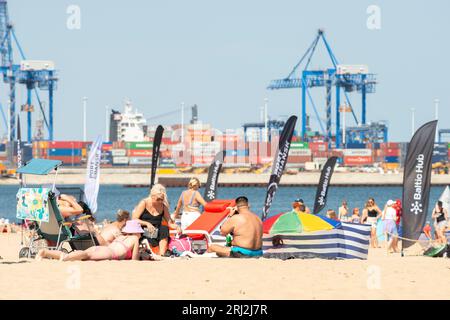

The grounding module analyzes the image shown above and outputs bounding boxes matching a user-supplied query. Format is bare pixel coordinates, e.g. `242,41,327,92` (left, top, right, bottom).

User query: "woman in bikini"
133,184,181,256
361,197,382,248
36,220,144,261
172,177,207,230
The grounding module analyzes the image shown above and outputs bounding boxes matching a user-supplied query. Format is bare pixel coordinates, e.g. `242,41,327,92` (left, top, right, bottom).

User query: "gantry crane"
0,0,58,142
267,29,377,147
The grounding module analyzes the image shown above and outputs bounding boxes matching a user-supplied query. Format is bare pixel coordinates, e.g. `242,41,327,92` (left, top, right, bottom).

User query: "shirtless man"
207,196,263,258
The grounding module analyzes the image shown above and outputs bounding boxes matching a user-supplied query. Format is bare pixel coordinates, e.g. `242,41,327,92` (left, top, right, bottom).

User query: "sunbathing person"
207,196,263,258
36,220,144,261
57,194,84,218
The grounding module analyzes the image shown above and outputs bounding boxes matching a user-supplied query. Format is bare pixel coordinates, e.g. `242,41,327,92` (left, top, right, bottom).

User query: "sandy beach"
0,233,449,300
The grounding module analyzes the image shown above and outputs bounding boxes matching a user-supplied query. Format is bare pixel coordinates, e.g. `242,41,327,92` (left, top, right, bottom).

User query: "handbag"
169,235,193,254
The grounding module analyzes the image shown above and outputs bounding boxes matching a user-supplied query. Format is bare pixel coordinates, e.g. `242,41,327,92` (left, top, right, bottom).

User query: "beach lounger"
178,199,235,250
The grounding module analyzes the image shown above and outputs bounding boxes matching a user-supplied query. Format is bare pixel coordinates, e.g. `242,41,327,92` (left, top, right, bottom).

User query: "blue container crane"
267,29,377,147
0,0,58,142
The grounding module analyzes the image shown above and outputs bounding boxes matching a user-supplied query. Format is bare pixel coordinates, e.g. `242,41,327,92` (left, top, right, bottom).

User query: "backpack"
169,235,193,255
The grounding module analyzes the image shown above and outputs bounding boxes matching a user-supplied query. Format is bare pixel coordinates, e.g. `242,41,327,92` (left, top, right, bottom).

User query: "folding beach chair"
16,159,98,259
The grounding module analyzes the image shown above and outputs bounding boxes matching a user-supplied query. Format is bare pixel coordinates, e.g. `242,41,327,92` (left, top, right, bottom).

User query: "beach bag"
169,235,193,255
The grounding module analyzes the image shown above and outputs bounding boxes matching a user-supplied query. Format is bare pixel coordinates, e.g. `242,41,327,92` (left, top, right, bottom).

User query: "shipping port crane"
267,29,377,147
0,0,58,142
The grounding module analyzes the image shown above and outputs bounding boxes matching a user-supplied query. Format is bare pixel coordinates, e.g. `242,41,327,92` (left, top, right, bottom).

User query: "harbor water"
0,185,445,222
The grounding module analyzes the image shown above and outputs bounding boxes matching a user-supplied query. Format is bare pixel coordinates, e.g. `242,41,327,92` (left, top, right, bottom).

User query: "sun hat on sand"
122,220,145,234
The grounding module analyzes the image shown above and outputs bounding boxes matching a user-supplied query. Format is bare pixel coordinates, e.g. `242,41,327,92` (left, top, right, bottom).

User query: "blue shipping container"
385,156,399,163
48,148,82,156
225,150,249,157
432,155,447,163
346,143,366,149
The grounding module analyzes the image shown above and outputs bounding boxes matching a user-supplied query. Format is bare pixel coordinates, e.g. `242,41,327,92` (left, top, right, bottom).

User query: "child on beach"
350,208,361,223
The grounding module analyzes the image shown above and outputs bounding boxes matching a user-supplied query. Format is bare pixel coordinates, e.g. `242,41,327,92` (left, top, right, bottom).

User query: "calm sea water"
2,185,445,222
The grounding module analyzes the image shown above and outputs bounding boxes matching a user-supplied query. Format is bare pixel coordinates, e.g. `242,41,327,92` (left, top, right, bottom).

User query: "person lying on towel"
207,196,263,258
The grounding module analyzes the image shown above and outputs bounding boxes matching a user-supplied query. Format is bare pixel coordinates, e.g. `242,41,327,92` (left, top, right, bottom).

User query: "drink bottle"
226,234,232,247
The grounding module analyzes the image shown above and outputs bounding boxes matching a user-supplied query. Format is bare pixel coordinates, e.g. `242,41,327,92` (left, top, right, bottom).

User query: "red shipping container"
380,142,400,149
381,148,400,157
161,138,172,144
161,150,172,158
192,156,214,164
224,156,237,164
287,155,312,163
102,144,113,151
309,142,328,152
128,149,152,157
113,141,125,149
48,141,83,149
312,151,329,158
343,156,373,166
47,156,82,164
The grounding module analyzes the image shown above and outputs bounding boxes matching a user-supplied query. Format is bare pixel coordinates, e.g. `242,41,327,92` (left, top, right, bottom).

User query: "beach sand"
0,233,449,300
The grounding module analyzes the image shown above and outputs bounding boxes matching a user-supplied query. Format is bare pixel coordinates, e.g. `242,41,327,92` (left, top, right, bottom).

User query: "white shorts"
181,211,201,230
435,220,447,231
366,217,378,229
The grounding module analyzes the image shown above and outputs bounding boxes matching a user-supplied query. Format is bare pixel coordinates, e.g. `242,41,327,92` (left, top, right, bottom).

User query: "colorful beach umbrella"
263,211,341,235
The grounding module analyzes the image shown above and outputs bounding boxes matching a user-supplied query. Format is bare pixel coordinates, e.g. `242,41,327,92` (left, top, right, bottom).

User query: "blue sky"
5,0,450,141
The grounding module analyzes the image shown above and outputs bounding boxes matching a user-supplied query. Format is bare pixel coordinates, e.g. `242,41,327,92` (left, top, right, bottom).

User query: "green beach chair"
17,159,98,258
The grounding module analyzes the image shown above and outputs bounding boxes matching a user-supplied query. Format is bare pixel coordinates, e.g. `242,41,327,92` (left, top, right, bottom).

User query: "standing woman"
172,177,207,230
361,197,382,248
432,200,448,245
133,184,181,256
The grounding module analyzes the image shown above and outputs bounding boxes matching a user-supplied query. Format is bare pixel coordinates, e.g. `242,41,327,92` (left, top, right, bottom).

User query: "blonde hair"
149,183,170,209
188,177,200,189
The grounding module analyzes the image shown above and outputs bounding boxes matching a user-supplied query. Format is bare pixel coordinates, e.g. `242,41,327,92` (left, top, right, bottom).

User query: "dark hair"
437,201,443,208
77,201,92,216
235,196,249,207
116,209,130,222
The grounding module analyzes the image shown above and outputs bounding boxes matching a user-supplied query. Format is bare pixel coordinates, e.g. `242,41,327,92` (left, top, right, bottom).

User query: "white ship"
114,100,147,142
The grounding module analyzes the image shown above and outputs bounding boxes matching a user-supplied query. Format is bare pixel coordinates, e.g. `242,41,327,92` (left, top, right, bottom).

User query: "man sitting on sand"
207,196,263,258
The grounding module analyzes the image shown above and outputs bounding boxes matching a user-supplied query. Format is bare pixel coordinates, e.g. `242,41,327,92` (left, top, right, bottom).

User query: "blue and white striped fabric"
262,222,371,260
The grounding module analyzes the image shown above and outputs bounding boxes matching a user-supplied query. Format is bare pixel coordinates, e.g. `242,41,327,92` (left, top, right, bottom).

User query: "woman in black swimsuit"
133,184,181,255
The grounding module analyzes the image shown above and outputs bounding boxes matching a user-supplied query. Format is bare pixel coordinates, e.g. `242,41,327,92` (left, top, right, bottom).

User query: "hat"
426,221,430,225
122,220,144,234
294,198,304,203
387,200,395,206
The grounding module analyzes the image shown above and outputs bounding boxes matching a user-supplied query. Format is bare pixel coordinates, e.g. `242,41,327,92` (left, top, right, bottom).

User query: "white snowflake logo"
411,201,423,215
207,190,215,199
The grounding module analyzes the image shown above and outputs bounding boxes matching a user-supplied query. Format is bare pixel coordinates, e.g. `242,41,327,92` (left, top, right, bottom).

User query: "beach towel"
16,188,51,222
